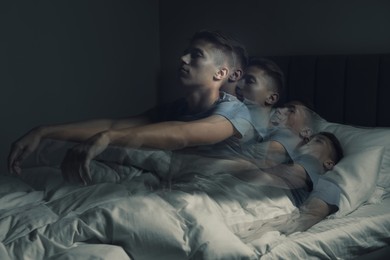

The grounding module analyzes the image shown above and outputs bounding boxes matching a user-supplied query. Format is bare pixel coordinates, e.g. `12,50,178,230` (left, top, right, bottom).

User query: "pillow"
322,146,384,217
312,115,390,192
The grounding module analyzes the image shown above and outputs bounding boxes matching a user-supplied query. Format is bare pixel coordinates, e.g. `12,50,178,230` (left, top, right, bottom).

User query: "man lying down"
150,130,344,241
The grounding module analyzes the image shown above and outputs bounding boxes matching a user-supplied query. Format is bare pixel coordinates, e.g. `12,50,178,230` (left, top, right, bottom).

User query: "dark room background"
1,0,390,172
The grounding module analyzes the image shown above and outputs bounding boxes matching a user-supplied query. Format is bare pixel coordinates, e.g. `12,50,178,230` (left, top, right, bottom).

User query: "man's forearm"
235,164,307,190
106,121,193,150
235,169,291,189
282,197,332,235
105,117,234,151
240,197,333,243
39,119,118,142
39,116,149,142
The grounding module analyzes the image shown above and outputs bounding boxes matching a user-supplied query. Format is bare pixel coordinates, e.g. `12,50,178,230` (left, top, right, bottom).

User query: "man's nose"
236,79,244,89
181,53,190,64
277,107,288,114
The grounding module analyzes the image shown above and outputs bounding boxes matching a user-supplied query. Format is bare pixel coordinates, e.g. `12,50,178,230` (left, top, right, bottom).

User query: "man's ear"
299,127,313,140
265,92,279,106
228,69,244,82
214,67,229,81
323,160,335,171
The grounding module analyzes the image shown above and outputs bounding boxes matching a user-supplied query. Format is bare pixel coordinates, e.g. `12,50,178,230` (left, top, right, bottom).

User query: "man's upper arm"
212,96,253,138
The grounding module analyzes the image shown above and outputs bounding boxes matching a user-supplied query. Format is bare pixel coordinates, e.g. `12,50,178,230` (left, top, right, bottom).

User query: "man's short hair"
318,131,344,164
232,42,248,71
247,57,285,103
190,30,235,69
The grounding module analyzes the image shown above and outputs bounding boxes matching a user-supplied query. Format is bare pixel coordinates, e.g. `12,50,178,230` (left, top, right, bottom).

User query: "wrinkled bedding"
0,162,295,260
253,193,390,259
1,150,389,259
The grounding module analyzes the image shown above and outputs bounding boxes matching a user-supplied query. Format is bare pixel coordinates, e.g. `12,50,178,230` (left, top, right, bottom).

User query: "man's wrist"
33,125,47,138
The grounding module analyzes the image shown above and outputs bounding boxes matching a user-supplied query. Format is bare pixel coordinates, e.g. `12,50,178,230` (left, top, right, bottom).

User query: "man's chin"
178,76,193,86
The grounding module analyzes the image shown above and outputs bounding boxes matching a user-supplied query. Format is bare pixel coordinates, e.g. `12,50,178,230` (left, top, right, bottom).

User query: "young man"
235,131,344,242
8,30,256,185
235,57,284,140
246,100,315,168
236,57,283,110
178,56,284,162
158,131,343,242
72,57,293,185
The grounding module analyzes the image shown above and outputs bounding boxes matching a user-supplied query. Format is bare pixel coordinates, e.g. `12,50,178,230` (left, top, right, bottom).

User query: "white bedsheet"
254,196,390,259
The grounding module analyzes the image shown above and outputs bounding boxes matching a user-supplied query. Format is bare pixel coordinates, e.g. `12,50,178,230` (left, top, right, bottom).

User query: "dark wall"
159,0,390,103
0,1,160,171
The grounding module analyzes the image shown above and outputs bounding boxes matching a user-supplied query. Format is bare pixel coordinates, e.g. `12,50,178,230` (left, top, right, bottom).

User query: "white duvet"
0,161,296,260
1,155,389,259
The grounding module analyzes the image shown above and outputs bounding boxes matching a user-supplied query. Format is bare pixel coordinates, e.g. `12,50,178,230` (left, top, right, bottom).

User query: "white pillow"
315,120,390,191
322,146,384,217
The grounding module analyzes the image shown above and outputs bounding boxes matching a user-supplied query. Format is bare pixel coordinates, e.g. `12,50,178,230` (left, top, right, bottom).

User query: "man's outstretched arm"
233,163,309,190
8,114,150,174
61,115,237,184
240,197,335,243
107,115,236,150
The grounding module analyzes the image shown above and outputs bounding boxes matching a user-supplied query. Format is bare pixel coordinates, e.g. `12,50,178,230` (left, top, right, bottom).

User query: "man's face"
297,134,333,161
235,66,272,105
270,103,309,132
178,39,221,89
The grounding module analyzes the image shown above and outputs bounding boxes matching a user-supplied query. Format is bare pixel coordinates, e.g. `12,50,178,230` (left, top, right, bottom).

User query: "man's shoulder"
218,91,243,103
215,91,249,112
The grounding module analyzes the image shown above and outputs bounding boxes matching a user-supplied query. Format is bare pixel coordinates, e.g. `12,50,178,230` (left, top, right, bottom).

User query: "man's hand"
239,198,333,243
239,210,301,243
8,128,43,175
61,131,110,185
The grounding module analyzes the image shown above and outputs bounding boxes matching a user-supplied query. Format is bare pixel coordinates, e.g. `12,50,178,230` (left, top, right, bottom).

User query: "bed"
1,53,389,259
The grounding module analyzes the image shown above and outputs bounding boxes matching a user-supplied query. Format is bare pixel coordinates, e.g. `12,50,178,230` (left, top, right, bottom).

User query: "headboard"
267,54,390,127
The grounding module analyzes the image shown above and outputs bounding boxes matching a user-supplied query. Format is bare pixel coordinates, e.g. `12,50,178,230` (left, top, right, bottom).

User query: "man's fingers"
78,160,92,186
78,165,87,186
8,144,34,174
13,162,22,175
82,161,92,185
16,148,32,164
8,145,22,173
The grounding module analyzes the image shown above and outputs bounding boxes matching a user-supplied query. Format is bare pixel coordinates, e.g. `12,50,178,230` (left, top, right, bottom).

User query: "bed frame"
266,54,390,127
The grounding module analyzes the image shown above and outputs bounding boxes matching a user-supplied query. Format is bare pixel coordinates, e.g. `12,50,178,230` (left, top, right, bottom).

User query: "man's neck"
220,83,236,96
262,105,274,116
185,88,220,113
